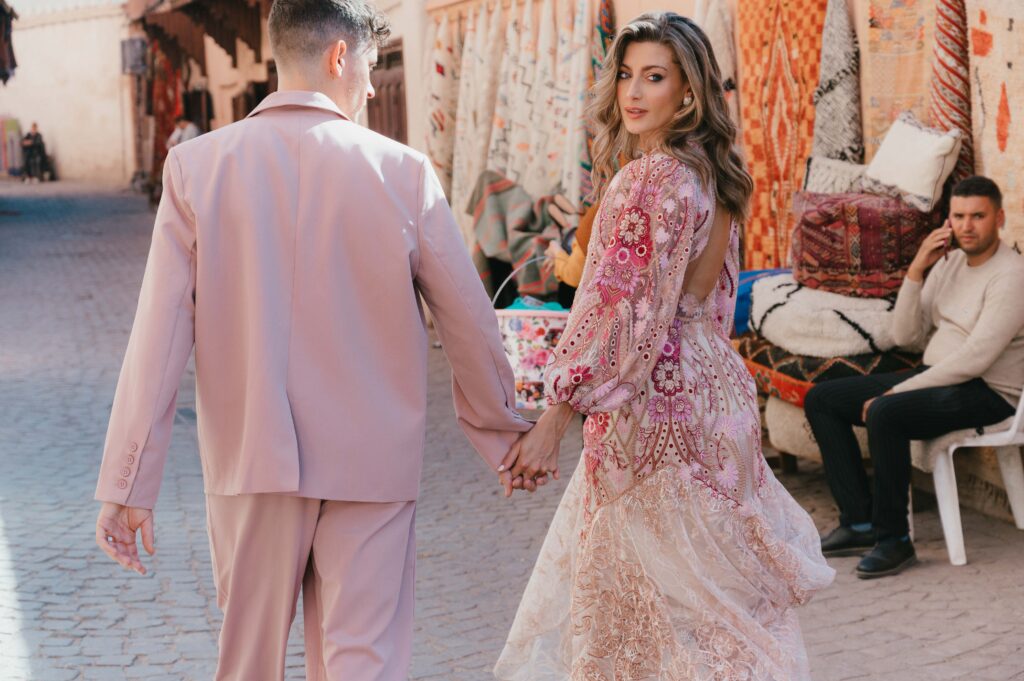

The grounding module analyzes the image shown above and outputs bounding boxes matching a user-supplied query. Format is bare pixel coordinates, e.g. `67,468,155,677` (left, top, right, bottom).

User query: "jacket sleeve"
413,158,532,470
95,149,197,509
544,159,708,414
891,267,1024,394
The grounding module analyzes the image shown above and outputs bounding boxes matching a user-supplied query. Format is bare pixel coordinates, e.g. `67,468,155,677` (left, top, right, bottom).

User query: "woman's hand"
499,402,576,496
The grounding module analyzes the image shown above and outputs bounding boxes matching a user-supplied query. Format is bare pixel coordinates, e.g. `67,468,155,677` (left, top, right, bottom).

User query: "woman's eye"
617,71,630,80
648,74,663,82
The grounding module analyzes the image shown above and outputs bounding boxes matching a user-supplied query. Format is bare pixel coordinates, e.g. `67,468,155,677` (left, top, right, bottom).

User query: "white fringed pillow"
862,112,962,212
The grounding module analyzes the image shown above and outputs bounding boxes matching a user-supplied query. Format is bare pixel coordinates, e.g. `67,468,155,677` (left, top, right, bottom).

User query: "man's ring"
105,535,114,543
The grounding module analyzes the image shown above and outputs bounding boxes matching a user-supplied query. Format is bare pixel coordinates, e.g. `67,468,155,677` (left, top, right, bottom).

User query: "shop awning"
129,0,264,71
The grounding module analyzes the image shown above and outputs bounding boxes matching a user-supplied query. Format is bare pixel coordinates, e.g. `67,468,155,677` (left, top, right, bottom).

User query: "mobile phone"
943,231,958,260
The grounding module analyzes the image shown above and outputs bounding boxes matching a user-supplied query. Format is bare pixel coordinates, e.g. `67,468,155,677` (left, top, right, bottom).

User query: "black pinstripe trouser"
804,368,1015,540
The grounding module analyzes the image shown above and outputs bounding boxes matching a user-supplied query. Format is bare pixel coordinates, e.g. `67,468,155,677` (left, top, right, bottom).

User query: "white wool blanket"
750,273,904,358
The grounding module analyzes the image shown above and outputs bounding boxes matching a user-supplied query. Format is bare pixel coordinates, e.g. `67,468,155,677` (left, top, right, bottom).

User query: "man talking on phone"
804,175,1024,579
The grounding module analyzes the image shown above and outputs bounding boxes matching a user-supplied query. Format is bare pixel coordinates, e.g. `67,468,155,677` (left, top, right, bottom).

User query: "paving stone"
1,181,1023,680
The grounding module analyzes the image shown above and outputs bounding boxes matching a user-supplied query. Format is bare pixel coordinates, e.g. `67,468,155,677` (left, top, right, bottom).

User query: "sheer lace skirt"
494,456,834,681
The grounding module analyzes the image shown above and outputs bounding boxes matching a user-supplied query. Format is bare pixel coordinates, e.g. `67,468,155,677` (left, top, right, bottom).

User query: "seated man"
805,176,1024,579
166,116,201,149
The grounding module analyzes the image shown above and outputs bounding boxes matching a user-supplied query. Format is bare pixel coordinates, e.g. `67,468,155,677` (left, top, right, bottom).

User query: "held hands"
498,402,577,497
908,220,954,281
95,502,155,575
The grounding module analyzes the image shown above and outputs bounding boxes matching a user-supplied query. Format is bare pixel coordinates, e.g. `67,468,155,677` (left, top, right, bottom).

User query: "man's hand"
907,220,953,282
95,502,155,575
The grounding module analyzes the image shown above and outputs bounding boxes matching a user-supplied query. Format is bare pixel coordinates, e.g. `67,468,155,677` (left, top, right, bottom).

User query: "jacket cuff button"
116,479,128,490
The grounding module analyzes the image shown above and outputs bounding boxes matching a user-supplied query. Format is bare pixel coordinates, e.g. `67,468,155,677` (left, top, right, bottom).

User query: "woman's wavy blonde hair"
588,11,752,222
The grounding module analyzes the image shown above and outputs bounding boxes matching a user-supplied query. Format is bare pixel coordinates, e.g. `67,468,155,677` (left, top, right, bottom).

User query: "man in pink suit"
93,1,536,678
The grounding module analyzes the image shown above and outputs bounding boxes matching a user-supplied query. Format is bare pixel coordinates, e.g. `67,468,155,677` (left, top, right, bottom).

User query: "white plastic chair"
915,382,1024,566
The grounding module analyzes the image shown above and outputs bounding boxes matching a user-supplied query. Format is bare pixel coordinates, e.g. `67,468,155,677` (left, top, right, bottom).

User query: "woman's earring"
683,92,694,107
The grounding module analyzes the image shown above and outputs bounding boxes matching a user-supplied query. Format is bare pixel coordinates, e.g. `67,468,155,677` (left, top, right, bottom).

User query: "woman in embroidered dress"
493,13,834,681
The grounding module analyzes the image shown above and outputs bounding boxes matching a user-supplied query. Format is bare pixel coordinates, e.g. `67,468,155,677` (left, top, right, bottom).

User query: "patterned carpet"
858,0,937,162
967,0,1024,252
737,0,828,270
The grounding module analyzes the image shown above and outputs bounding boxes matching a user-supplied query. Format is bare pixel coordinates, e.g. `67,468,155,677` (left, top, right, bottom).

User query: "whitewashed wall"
0,2,135,183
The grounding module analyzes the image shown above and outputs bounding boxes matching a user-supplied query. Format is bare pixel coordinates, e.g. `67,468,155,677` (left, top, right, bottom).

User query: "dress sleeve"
544,156,710,414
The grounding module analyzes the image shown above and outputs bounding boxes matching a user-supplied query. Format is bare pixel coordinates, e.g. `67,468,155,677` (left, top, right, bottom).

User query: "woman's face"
616,41,689,149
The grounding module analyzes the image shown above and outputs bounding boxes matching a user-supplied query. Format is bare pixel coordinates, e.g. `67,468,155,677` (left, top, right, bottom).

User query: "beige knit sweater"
891,242,1024,404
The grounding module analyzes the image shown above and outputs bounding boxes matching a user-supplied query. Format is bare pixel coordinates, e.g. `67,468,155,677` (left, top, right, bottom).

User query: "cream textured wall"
0,5,136,183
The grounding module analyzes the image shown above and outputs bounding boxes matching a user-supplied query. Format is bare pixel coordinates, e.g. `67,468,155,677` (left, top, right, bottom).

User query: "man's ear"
997,207,1006,231
326,39,348,78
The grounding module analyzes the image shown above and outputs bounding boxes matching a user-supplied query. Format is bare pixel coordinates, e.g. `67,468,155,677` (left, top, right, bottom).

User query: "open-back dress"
494,151,835,681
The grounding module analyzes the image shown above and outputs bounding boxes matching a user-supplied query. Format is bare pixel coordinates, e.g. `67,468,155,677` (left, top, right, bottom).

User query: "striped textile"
930,0,974,182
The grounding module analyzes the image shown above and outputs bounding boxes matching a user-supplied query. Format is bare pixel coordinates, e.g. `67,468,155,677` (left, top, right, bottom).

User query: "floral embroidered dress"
494,152,834,681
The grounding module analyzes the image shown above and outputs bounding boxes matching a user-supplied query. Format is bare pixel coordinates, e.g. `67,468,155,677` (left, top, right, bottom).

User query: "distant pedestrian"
21,122,45,183
166,116,201,148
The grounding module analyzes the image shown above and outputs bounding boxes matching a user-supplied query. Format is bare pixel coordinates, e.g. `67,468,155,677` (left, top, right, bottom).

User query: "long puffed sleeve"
544,154,711,413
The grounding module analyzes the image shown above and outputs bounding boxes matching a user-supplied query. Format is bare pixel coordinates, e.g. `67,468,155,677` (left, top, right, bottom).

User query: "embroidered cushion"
862,111,963,212
789,191,943,298
732,333,922,408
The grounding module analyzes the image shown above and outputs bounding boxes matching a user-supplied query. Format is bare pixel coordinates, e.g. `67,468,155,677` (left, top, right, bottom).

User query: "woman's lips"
624,108,647,119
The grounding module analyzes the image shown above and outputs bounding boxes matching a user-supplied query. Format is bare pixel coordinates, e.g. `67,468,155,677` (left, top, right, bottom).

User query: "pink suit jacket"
95,90,531,508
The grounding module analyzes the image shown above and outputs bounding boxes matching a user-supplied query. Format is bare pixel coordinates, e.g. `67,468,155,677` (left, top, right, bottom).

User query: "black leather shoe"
856,538,917,579
820,525,875,557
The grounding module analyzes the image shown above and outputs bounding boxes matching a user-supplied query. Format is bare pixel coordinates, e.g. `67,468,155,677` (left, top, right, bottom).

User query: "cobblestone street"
1,182,1022,680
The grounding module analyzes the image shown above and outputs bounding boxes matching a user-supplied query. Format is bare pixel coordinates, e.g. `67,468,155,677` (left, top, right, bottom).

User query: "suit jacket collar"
247,90,351,121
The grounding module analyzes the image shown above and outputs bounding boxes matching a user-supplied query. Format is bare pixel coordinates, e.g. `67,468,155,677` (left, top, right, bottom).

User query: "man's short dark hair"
268,0,391,64
175,116,189,124
952,175,1003,211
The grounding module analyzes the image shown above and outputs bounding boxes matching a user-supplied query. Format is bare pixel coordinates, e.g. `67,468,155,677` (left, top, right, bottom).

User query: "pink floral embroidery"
671,397,693,422
652,358,684,396
569,364,594,386
591,258,641,304
716,459,739,489
647,396,670,423
615,206,650,248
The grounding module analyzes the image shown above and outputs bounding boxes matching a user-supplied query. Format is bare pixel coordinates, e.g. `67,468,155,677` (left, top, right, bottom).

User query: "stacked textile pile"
734,0,975,463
